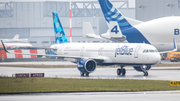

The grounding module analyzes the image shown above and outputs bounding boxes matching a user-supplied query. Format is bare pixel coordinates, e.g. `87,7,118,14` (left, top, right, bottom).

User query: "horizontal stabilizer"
101,21,126,42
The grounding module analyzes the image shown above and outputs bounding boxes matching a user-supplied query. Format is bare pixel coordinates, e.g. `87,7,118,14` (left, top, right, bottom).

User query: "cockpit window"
143,49,158,53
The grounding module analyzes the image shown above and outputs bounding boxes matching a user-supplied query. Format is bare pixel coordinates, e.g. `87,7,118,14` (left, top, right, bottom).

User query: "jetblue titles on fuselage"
115,45,133,57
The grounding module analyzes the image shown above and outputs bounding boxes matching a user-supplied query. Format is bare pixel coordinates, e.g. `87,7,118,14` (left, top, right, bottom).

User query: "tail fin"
52,12,68,44
98,0,150,44
13,34,19,39
98,0,132,30
83,22,101,39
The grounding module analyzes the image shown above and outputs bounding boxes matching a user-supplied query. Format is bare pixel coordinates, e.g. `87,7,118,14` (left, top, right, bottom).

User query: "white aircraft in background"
1,12,161,76
0,34,32,47
84,0,180,52
13,34,19,39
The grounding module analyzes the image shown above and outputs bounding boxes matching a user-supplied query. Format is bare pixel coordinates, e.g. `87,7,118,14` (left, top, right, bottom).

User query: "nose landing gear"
141,65,148,76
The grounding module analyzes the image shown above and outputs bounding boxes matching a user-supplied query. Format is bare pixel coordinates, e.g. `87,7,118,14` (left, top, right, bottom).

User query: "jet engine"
77,59,97,76
133,65,151,72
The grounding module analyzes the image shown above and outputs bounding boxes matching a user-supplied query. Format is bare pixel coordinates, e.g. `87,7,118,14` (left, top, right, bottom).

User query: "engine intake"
77,59,97,74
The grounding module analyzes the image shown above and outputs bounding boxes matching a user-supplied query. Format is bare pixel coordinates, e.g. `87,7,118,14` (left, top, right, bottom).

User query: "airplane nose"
153,53,161,63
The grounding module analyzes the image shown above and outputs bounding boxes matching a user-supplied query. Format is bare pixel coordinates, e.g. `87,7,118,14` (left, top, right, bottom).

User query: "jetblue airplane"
84,0,180,52
1,12,161,76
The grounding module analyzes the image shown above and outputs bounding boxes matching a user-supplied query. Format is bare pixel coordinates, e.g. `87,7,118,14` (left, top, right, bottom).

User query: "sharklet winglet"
173,38,177,51
1,40,9,53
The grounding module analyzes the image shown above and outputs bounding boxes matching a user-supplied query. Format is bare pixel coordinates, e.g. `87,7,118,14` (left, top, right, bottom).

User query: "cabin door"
80,47,85,57
134,46,141,58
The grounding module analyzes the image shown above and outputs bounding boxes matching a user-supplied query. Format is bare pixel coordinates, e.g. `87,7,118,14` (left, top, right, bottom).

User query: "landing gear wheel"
140,65,149,76
117,68,126,76
122,69,126,76
117,69,121,75
80,72,84,76
144,72,148,76
176,58,179,62
85,73,89,77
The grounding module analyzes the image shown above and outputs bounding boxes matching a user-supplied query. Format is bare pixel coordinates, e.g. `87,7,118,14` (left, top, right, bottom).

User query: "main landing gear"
117,66,126,76
80,72,89,77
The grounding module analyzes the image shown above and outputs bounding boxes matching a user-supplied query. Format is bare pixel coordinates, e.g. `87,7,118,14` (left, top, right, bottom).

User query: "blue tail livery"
98,0,132,30
98,0,150,44
52,12,68,44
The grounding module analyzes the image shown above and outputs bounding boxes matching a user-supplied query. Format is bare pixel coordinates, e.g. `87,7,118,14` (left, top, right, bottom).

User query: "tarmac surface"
0,61,180,100
0,61,180,80
1,91,180,101
0,66,180,80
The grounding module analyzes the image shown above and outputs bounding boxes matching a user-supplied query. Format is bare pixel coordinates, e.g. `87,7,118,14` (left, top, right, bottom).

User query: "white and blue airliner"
1,12,161,76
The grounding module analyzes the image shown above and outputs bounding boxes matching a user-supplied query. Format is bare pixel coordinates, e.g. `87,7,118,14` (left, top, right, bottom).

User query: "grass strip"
0,77,180,93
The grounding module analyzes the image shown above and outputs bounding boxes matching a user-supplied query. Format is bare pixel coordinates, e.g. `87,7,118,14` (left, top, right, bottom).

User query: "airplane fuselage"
0,43,32,47
50,43,160,65
135,16,180,52
121,17,180,52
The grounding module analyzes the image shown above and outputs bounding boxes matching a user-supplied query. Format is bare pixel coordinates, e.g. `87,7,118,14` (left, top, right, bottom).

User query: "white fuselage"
133,16,180,52
0,39,32,48
0,43,32,47
50,43,160,65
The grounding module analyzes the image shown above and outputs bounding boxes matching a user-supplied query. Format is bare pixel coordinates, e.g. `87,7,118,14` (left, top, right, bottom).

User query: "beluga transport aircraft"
1,12,161,76
84,0,180,52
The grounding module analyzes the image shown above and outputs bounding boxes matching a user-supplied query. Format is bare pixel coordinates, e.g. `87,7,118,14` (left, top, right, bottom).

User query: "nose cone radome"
152,53,161,64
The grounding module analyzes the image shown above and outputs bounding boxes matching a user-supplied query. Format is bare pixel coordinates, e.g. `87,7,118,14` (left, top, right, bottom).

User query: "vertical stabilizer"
13,34,19,39
98,0,132,31
83,22,101,38
52,12,68,44
83,22,95,37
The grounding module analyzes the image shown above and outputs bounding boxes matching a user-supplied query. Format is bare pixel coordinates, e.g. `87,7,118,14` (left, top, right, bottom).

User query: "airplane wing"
1,40,105,63
159,38,177,53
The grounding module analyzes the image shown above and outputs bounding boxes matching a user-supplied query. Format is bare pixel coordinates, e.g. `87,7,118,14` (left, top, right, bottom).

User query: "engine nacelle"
77,59,97,74
133,65,151,72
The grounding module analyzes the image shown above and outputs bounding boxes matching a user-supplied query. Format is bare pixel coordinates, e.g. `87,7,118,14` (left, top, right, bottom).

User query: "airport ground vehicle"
169,52,180,62
161,52,180,62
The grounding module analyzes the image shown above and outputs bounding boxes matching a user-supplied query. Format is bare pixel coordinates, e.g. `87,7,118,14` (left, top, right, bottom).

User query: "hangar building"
0,0,135,47
136,0,180,21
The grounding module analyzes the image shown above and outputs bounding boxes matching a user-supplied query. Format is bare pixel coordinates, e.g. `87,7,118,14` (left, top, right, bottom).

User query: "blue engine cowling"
133,65,151,72
77,59,97,74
